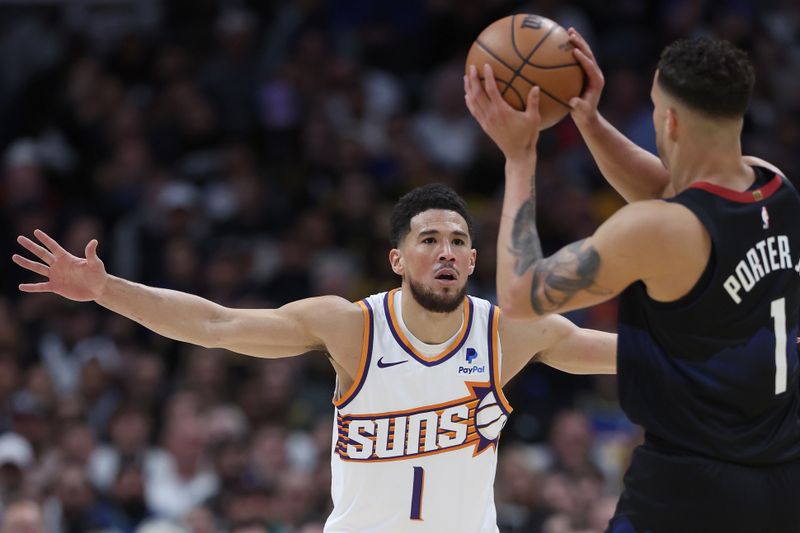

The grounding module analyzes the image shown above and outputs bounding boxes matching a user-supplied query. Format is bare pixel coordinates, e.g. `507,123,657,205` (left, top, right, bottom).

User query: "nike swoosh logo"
377,357,408,369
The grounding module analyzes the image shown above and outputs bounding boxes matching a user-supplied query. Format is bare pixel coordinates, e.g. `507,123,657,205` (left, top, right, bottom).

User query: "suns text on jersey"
723,235,800,304
335,395,493,461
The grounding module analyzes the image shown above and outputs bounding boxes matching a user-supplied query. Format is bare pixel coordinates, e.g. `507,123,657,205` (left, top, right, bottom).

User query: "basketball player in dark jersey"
466,35,800,533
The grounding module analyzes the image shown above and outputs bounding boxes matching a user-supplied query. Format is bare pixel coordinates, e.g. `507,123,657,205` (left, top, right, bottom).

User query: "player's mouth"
434,268,458,285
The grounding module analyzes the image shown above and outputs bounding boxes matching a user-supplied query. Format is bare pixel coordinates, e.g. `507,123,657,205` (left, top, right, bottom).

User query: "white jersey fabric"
325,289,512,533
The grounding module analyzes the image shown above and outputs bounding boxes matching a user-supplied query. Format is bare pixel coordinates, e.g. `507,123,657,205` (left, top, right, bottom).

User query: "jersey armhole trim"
333,299,373,408
490,306,513,414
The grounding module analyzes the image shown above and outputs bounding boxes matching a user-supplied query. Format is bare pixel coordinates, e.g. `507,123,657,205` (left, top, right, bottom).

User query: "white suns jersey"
325,289,512,533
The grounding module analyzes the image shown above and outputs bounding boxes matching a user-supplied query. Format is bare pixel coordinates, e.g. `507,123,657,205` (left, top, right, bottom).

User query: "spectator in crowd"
0,433,35,513
1,499,44,533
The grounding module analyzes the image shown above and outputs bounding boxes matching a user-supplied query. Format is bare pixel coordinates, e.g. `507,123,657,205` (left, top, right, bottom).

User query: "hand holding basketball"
464,63,541,162
566,28,605,128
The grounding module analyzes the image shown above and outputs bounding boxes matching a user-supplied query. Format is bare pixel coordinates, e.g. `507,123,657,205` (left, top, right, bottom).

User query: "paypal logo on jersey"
460,348,485,374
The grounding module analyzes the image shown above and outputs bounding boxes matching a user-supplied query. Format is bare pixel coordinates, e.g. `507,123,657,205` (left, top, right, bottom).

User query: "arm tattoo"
510,197,611,314
529,240,611,314
510,198,542,275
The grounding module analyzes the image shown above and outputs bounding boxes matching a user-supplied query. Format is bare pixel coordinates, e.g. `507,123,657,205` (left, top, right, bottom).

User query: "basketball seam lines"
507,16,557,98
474,44,580,70
474,41,575,109
526,62,581,69
509,14,528,63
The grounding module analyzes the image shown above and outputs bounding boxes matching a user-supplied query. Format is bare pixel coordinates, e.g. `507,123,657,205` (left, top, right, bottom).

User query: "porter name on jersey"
723,235,799,304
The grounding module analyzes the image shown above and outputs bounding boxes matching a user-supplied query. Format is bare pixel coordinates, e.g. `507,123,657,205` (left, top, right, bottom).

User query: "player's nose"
439,241,456,261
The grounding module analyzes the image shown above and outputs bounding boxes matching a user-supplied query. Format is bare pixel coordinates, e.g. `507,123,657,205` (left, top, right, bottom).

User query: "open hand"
13,229,108,302
567,28,605,127
464,63,541,163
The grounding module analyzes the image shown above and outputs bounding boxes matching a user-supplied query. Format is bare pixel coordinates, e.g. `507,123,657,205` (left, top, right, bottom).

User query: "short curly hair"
657,37,754,118
389,183,475,248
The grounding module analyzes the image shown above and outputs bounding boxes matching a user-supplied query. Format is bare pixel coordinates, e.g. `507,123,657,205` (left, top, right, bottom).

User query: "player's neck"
672,136,751,192
399,290,464,345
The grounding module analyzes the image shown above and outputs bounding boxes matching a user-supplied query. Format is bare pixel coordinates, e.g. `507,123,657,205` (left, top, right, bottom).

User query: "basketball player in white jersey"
12,183,615,533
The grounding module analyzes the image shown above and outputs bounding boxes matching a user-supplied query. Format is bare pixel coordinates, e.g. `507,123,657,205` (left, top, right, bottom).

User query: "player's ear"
666,107,679,141
468,248,476,275
389,249,404,275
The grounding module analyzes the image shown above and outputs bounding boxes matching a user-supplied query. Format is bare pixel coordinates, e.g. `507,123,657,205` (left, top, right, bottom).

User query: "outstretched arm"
13,230,361,359
567,28,673,201
500,314,616,384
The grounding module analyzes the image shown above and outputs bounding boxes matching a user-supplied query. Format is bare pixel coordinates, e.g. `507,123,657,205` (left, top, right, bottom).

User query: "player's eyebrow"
418,229,469,239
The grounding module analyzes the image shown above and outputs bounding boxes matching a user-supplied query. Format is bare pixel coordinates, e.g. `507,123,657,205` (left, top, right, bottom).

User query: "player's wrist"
93,273,113,303
573,107,601,130
504,154,537,178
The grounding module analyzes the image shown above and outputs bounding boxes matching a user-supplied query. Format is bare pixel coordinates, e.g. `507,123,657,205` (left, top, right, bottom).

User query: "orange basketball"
465,14,584,130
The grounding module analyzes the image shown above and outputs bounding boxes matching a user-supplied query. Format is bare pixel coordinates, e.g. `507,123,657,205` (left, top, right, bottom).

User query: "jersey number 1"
771,297,787,395
410,466,424,520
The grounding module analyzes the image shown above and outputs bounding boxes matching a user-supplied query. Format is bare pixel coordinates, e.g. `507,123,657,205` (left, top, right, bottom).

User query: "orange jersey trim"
333,300,372,408
490,306,513,414
385,288,472,364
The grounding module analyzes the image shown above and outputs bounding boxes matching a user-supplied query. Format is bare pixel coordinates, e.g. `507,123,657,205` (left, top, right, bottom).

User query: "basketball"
465,14,584,130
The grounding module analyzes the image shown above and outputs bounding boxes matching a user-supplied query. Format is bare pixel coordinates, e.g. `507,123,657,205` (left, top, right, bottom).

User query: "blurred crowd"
0,0,798,532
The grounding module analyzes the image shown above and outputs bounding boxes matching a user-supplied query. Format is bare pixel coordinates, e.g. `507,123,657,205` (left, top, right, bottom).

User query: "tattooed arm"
499,167,705,318
499,173,711,318
497,157,618,318
465,63,708,320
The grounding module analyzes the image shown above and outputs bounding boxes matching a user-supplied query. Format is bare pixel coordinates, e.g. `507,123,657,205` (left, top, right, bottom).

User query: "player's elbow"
195,325,223,350
200,308,235,349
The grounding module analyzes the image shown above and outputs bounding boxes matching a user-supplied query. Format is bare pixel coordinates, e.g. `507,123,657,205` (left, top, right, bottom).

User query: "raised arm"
497,170,701,319
465,63,706,320
13,230,363,362
495,159,646,319
567,28,673,201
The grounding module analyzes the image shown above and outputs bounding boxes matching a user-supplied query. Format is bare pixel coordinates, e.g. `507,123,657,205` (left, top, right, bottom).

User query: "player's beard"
407,277,467,313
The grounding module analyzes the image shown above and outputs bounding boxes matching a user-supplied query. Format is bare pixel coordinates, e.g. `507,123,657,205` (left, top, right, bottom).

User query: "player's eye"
453,239,465,246
422,237,436,244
